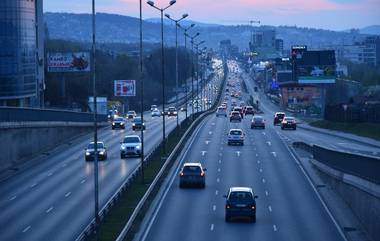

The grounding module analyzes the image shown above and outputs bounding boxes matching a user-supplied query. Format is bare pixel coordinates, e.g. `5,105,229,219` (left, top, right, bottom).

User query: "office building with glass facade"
0,0,44,107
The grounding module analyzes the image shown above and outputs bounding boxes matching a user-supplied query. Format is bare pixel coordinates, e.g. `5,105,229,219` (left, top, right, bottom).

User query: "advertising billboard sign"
296,50,336,84
114,80,136,97
47,52,90,72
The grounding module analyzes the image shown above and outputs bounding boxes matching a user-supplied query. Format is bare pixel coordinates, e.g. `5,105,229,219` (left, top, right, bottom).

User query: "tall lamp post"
165,13,188,128
147,0,176,154
178,23,195,119
91,0,100,231
194,40,205,112
139,0,145,183
186,32,200,118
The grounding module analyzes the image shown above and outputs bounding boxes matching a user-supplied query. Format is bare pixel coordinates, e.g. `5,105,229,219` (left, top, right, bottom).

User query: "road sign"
114,80,136,97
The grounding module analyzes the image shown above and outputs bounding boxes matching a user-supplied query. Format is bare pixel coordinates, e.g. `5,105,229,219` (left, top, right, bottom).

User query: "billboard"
276,71,293,83
114,80,136,97
88,97,107,114
47,52,90,72
296,50,336,84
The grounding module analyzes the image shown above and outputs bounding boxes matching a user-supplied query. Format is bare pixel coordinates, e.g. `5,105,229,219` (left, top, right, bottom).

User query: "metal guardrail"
0,107,107,122
293,141,380,184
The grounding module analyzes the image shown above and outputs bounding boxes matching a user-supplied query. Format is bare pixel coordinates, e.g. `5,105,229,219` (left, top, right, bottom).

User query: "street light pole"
139,0,145,183
178,23,195,119
91,0,99,231
147,0,176,154
186,33,199,118
165,13,188,129
194,41,205,112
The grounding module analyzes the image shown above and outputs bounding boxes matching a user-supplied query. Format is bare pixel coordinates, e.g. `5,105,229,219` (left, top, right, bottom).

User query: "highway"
138,61,353,241
0,69,222,241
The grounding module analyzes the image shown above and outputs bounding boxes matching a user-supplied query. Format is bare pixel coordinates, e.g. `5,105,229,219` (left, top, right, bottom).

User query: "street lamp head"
165,13,170,19
190,23,195,27
147,1,154,6
169,0,176,5
196,32,200,36
182,13,189,19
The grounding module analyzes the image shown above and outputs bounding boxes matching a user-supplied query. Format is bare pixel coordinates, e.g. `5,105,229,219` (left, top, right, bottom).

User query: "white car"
120,135,142,158
227,129,245,145
151,108,161,117
216,106,227,117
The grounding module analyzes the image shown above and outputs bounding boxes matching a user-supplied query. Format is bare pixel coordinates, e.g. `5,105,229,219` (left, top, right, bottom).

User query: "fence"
0,107,107,122
324,103,380,123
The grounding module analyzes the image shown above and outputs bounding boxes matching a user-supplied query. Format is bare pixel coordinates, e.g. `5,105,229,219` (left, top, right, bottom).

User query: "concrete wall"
312,159,380,241
0,122,105,173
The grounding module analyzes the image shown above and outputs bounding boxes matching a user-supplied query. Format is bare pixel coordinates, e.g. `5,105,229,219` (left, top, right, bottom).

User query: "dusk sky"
44,0,380,31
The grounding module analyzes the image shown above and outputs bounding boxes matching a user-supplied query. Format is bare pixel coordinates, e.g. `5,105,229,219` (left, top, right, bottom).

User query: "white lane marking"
30,183,37,188
80,179,86,184
210,224,214,231
255,153,258,157
236,151,241,157
22,226,31,233
273,225,277,232
46,207,54,213
266,141,271,146
271,152,277,157
9,195,17,201
220,147,223,150
201,151,207,156
209,131,212,135
262,178,266,183
213,205,216,211
211,123,215,126
47,172,53,177
65,192,71,198
205,140,210,145
219,159,222,164
262,132,266,135
219,153,222,156
373,151,378,155
257,160,260,164
268,206,272,212
217,178,220,183
259,168,263,173
218,168,221,172
254,147,256,151
265,191,269,196
215,190,219,195
61,163,67,168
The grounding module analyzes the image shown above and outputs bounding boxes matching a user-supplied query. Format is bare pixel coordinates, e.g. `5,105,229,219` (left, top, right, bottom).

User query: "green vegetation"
310,120,380,141
344,61,380,87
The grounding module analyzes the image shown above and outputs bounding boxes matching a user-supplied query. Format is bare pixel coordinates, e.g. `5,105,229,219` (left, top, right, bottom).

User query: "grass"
309,120,380,141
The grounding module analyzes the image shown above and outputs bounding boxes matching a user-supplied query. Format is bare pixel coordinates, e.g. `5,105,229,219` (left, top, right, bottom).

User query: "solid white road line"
65,192,71,198
46,207,54,213
22,226,31,233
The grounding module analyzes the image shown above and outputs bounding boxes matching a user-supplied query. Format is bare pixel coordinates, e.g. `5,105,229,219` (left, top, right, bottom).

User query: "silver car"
120,135,142,158
228,129,245,145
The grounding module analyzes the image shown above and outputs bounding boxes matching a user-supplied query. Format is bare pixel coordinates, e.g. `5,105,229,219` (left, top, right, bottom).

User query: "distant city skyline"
44,0,380,31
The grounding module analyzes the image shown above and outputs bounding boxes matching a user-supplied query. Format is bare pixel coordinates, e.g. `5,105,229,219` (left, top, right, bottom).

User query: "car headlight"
136,145,141,149
86,152,91,156
121,145,126,150
112,123,115,125
132,123,135,126
174,112,177,114
120,122,124,125
99,151,105,155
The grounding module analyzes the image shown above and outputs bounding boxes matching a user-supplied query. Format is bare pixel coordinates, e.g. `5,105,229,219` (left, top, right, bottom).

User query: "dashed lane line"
46,206,54,213
215,190,219,195
265,191,269,196
273,225,277,232
22,226,31,233
268,206,272,212
213,205,216,211
210,224,214,231
65,192,71,198
9,195,17,201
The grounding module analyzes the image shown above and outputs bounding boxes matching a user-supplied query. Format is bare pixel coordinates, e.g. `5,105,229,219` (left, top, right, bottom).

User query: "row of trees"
45,40,193,111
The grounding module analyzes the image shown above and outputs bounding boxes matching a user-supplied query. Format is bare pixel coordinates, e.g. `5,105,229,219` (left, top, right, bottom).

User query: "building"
339,36,379,66
0,0,44,107
275,39,284,56
250,29,283,59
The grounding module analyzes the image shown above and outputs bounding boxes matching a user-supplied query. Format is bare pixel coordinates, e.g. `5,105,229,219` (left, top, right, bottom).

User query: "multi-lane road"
0,70,221,241
136,60,377,241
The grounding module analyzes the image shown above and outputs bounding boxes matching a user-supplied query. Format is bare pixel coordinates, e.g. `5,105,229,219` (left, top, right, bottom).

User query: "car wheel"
251,215,256,223
251,126,253,129
112,127,114,130
225,215,230,222
179,183,184,188
294,127,297,130
120,154,124,159
281,127,284,130
201,182,206,188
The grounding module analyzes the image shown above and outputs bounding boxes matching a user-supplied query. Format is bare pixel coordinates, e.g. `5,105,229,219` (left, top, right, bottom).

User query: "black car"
224,187,258,222
85,142,107,161
281,117,297,130
163,107,178,116
132,117,146,131
179,163,206,188
111,117,125,129
229,111,242,122
245,106,255,115
251,116,265,129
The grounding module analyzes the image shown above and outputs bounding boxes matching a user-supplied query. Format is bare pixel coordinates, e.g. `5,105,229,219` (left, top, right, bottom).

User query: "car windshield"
169,107,176,111
87,143,104,149
276,113,285,118
123,137,140,143
229,191,253,203
230,130,242,135
285,117,294,121
133,118,142,123
254,117,263,122
114,117,124,121
183,165,201,173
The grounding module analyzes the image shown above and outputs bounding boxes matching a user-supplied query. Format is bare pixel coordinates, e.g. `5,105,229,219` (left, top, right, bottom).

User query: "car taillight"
251,205,256,210
200,172,205,177
180,172,184,176
226,205,231,209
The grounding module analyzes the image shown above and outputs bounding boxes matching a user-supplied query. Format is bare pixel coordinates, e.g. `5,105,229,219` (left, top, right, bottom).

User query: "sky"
44,0,380,31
